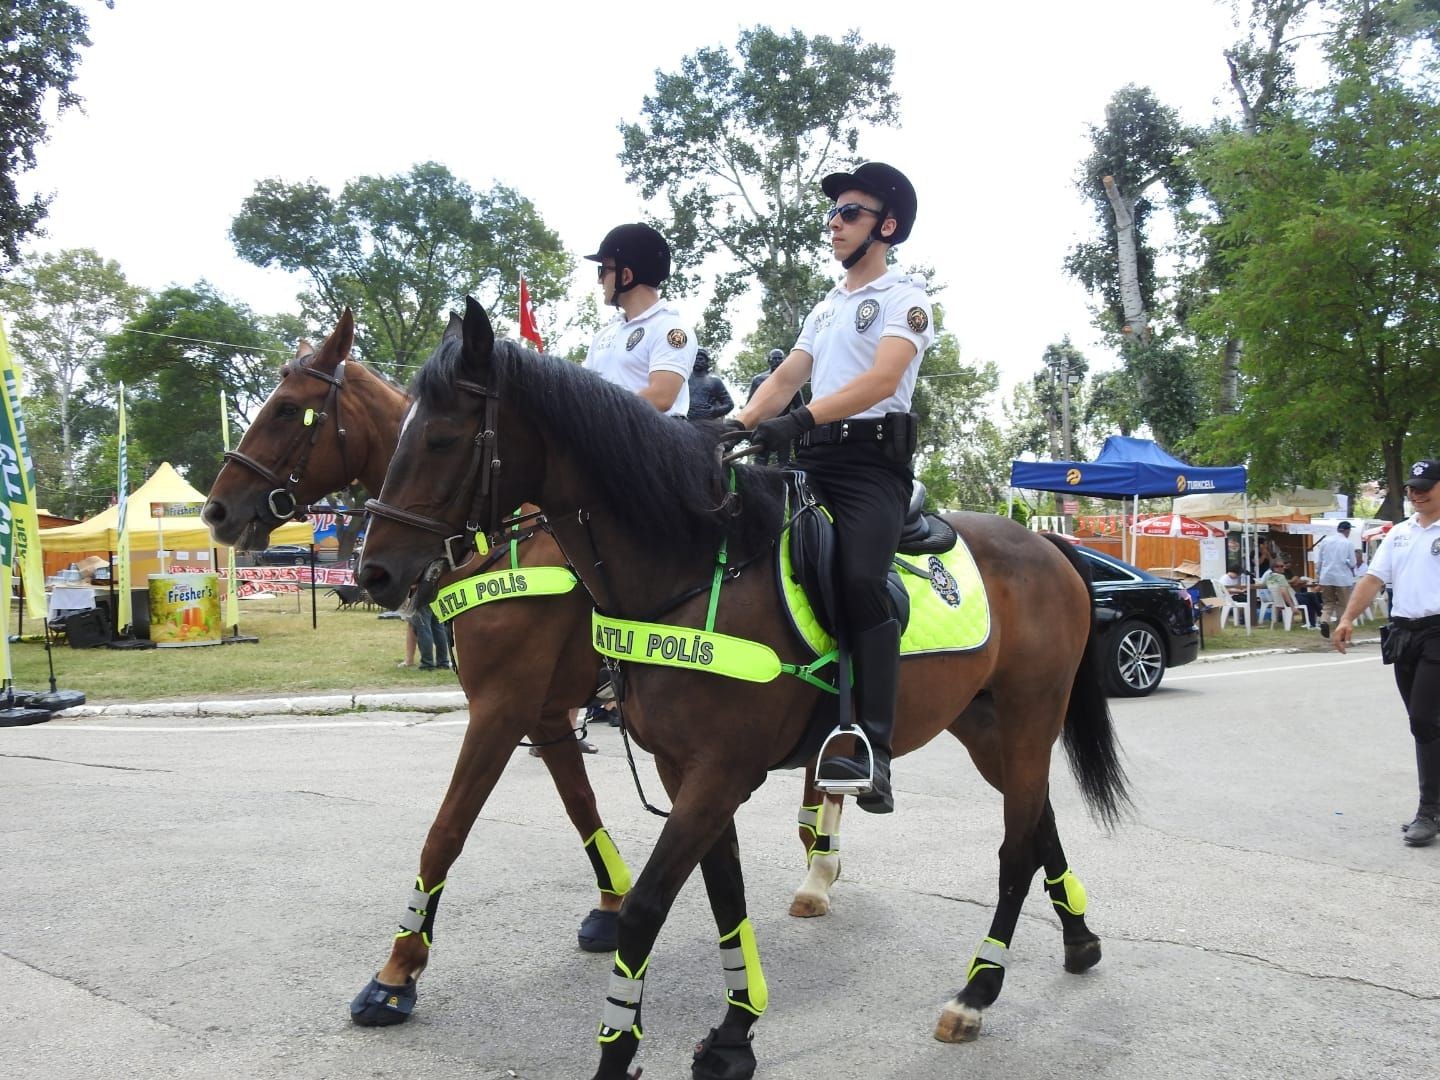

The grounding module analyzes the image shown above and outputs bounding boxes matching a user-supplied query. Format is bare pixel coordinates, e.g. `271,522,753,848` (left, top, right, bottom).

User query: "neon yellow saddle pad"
779,531,991,659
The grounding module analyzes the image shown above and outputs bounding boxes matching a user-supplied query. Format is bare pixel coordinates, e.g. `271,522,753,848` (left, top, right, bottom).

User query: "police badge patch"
855,299,880,332
927,555,961,608
625,328,645,351
1432,537,1440,557
666,328,688,349
907,306,929,334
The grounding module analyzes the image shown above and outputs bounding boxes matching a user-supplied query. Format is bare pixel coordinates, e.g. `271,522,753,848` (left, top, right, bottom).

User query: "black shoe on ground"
1319,621,1331,639
418,663,436,670
1403,811,1439,846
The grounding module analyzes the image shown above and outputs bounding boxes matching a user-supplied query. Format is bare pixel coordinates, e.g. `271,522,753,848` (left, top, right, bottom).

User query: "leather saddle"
785,473,957,642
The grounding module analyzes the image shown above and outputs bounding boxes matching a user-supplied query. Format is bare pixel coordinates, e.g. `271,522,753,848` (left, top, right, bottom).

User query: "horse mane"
412,337,786,560
281,350,407,397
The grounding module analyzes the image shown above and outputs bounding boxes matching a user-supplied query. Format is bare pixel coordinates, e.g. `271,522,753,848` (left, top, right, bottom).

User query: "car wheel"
1106,618,1165,697
292,555,307,566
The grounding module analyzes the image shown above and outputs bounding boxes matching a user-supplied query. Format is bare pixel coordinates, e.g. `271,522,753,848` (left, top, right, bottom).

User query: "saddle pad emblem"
855,299,880,333
625,328,645,351
928,556,961,607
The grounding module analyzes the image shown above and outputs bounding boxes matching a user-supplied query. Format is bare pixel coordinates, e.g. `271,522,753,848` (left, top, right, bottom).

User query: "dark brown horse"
202,310,638,1020
357,299,1129,1080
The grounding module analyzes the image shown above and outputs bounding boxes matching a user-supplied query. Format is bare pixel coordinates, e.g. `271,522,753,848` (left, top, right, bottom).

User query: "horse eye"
427,435,460,452
276,402,300,419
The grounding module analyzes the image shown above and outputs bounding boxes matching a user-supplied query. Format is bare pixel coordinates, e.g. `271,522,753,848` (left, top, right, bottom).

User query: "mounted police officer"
736,162,934,814
582,223,695,416
1334,459,1440,846
686,347,734,421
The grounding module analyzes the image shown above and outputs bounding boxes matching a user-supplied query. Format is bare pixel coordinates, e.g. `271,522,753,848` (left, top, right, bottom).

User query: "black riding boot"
1403,738,1440,846
817,618,900,815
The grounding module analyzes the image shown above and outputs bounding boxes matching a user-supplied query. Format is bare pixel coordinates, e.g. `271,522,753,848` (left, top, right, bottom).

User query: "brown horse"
201,310,639,1021
357,299,1129,1080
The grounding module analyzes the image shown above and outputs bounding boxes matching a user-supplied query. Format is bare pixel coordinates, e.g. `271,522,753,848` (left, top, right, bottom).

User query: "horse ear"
461,296,495,377
443,311,463,342
312,308,355,375
294,339,315,361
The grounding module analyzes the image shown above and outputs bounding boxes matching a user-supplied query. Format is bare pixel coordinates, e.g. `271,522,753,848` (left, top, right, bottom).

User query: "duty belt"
800,418,887,446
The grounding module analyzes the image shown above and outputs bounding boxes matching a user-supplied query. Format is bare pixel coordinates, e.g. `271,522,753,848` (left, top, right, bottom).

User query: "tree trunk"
1380,438,1407,521
1102,176,1149,345
1219,336,1241,413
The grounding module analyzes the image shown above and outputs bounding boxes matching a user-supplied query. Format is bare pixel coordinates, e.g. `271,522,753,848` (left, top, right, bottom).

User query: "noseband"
223,362,352,524
365,376,513,571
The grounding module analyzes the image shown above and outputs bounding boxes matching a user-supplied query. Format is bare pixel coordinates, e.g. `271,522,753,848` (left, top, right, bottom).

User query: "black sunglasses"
825,202,882,226
596,263,616,281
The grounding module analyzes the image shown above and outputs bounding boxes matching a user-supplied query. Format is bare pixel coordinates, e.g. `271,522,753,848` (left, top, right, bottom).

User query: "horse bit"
222,361,353,524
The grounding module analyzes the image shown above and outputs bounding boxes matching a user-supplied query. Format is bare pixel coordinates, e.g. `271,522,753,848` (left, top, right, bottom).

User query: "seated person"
1262,562,1302,613
1220,569,1249,599
1287,573,1324,627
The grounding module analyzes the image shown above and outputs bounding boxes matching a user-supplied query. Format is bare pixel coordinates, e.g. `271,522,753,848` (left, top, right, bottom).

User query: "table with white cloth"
46,585,96,624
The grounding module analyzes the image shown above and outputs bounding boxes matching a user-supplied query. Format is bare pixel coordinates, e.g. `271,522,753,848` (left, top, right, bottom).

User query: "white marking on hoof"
789,853,839,917
934,1000,983,1043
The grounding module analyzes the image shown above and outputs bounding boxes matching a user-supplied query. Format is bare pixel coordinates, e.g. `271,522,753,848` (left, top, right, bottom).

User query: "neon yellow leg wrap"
584,828,632,897
718,918,768,1017
967,935,1008,983
395,875,446,947
598,952,649,1044
797,803,840,864
1046,867,1088,916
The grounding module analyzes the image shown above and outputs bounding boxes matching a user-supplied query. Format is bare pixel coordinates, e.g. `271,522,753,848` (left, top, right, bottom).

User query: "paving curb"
1193,636,1379,664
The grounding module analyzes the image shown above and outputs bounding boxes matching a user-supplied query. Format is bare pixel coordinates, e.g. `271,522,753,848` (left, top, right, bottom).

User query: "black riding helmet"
693,347,711,375
821,162,917,269
585,223,671,305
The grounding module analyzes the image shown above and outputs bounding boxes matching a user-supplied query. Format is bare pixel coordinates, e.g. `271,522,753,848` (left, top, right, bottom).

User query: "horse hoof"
349,974,417,1026
1063,937,1102,974
933,1001,982,1043
579,908,619,953
788,892,830,918
692,1026,757,1079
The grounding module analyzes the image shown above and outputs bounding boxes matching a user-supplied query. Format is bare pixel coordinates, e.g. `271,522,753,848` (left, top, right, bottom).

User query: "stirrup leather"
814,723,876,796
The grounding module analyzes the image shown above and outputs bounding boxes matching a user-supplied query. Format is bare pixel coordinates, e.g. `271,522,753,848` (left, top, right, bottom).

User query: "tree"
618,26,900,371
0,1,108,270
101,284,296,491
230,163,572,379
1194,20,1440,518
0,248,144,510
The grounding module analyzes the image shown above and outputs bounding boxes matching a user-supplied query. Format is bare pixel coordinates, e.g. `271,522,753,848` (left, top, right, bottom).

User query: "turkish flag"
518,276,544,349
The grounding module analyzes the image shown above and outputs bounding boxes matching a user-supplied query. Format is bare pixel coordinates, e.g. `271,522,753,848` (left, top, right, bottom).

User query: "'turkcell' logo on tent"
1176,475,1187,493
1066,468,1082,485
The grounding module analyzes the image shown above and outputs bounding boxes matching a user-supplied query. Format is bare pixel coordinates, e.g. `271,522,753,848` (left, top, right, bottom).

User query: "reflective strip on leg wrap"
395,877,445,946
1045,868,1088,917
584,828,632,897
967,936,1008,983
798,802,840,863
598,954,648,1044
718,918,768,1016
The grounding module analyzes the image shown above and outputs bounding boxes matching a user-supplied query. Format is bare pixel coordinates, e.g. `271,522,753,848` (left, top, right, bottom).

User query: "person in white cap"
1333,459,1440,846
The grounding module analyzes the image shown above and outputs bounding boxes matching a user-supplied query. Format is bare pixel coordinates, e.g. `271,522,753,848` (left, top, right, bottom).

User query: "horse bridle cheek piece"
364,376,511,577
222,362,351,524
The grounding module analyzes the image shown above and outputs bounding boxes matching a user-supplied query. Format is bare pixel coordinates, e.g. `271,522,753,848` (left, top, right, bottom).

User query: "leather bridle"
364,376,512,572
222,362,352,524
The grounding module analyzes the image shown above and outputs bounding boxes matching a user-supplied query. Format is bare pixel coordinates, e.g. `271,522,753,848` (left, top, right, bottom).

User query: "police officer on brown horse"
736,162,934,813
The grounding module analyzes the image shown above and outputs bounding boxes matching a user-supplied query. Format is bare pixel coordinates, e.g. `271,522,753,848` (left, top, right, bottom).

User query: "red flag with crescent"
518,276,544,349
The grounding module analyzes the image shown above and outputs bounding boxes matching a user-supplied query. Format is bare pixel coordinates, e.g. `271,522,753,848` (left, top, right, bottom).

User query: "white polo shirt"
793,268,935,419
584,301,695,417
1367,514,1440,618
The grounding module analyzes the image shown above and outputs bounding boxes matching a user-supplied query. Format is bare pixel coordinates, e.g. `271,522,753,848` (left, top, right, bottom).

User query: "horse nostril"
203,501,224,524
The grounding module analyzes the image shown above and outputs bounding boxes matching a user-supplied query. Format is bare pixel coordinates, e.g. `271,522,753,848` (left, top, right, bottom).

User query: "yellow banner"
0,314,47,620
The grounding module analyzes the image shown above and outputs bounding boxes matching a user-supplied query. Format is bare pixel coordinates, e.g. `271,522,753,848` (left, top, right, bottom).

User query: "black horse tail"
1041,533,1132,828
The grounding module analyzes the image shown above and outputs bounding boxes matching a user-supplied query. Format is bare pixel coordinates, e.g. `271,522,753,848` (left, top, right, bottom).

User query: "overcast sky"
16,0,1251,393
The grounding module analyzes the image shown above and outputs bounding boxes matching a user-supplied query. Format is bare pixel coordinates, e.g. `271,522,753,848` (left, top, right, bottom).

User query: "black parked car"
253,544,312,566
1074,545,1199,697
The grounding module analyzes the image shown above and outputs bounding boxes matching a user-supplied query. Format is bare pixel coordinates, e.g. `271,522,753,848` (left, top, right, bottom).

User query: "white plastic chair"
1256,588,1296,631
1211,579,1250,628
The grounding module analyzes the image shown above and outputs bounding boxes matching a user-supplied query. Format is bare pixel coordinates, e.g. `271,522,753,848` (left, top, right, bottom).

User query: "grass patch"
6,595,459,703
1202,620,1341,653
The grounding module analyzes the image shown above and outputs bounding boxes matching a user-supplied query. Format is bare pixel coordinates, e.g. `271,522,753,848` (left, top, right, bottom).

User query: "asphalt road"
3,645,1438,1079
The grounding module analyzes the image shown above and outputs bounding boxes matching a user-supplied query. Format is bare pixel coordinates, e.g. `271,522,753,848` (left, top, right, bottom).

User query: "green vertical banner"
0,313,47,620
220,389,239,630
116,383,132,631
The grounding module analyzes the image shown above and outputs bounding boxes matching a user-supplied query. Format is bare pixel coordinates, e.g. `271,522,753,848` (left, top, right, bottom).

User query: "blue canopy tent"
1009,436,1248,565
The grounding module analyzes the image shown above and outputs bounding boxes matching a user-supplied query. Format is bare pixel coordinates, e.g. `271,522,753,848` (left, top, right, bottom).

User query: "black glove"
749,406,815,465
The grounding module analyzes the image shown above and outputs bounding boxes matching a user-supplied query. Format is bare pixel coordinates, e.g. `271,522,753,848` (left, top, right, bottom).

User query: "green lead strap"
703,470,737,633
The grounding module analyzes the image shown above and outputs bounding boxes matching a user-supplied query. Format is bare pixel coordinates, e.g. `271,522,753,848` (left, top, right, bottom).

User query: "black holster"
881,411,919,466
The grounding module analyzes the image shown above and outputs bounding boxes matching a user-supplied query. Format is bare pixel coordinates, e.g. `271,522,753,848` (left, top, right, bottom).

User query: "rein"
223,362,352,524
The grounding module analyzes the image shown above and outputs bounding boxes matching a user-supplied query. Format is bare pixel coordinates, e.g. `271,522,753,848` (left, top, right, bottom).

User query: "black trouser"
1394,625,1440,811
795,442,911,634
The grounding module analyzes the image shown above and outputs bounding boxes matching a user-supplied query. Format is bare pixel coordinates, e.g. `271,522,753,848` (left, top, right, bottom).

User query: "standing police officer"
1333,459,1440,846
737,162,934,814
686,348,734,421
583,223,695,416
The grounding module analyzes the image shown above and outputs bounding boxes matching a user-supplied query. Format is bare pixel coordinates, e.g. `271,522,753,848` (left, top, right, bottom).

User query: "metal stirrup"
814,723,876,797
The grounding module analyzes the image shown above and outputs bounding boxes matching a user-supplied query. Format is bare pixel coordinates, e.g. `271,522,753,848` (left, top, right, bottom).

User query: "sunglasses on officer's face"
597,263,616,281
825,202,882,226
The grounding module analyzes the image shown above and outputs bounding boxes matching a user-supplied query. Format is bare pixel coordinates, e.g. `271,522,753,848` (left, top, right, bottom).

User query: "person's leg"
401,622,417,667
428,610,450,669
1396,638,1440,845
411,612,436,668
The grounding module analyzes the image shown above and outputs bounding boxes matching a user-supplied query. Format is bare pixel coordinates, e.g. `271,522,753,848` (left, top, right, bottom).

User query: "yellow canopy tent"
39,462,312,559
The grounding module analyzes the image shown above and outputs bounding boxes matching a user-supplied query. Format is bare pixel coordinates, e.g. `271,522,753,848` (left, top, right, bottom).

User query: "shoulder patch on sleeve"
666,328,688,349
906,307,929,334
